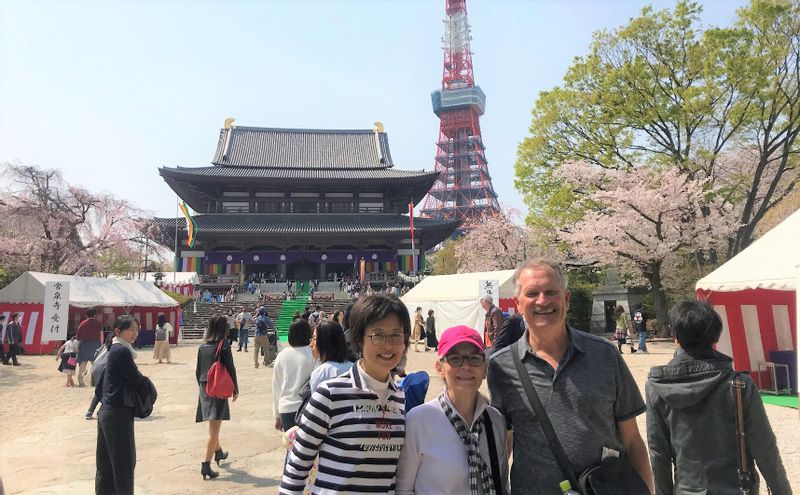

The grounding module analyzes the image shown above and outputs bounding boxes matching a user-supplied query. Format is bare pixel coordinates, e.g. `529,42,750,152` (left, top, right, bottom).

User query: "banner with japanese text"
479,279,499,307
42,281,70,342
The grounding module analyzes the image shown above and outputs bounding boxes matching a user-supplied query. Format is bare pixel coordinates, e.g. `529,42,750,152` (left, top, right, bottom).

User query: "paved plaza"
0,340,797,494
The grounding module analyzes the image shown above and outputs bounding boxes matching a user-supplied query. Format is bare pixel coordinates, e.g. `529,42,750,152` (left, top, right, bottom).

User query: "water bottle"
559,480,580,495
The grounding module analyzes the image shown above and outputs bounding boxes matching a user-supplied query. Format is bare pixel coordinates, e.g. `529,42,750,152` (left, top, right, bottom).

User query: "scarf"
438,390,495,495
112,336,138,359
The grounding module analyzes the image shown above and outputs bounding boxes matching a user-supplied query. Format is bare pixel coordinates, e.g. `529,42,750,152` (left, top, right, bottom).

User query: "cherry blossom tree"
0,164,149,275
454,209,561,273
555,161,739,332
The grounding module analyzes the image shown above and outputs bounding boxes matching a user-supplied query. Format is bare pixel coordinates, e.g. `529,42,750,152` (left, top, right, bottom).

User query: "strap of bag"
482,411,504,495
731,372,753,494
214,339,224,361
511,341,579,490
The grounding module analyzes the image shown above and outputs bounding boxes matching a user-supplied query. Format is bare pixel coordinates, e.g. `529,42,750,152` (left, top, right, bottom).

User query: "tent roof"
696,208,800,292
402,270,516,302
0,272,179,308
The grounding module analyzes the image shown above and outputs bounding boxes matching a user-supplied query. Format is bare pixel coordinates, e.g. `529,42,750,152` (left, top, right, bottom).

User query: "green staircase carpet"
276,282,310,341
760,393,798,409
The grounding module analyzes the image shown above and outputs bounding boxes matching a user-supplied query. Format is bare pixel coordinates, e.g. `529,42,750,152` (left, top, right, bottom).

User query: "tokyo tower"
420,0,500,224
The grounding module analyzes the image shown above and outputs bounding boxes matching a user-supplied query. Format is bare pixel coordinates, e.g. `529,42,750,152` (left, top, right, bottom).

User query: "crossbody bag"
510,341,649,495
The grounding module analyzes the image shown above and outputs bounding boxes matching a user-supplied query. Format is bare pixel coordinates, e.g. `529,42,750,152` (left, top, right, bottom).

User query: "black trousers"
96,405,135,495
2,343,19,365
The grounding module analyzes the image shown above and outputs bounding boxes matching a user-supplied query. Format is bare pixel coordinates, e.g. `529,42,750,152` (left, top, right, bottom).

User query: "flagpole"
174,195,179,281
409,202,417,274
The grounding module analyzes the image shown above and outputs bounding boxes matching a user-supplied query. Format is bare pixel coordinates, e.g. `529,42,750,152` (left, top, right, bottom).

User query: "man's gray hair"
512,258,568,296
479,295,494,306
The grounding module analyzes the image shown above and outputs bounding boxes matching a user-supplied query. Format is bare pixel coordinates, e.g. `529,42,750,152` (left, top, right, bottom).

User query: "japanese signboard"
42,281,70,342
479,279,499,307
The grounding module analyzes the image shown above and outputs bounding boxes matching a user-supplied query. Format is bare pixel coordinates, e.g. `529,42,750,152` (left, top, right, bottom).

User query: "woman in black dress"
95,315,145,495
196,314,239,480
425,309,438,351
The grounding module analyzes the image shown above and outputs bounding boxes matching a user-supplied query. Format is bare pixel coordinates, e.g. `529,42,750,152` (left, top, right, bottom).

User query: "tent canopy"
401,270,516,336
0,272,179,308
696,208,800,292
401,270,516,302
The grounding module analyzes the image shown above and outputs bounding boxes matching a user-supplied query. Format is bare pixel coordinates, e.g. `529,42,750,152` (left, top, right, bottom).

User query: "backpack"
256,315,269,335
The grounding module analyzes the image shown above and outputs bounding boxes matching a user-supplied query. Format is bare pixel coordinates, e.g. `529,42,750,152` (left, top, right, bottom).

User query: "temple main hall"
152,121,460,285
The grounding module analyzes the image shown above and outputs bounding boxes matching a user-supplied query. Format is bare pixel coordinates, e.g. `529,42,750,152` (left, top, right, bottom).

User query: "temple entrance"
244,264,280,281
286,259,317,281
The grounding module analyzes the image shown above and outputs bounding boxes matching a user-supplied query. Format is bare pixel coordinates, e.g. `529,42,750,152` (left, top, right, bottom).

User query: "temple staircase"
276,283,310,341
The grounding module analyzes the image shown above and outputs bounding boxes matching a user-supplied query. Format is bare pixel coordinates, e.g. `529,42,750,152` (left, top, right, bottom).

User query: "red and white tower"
420,0,500,224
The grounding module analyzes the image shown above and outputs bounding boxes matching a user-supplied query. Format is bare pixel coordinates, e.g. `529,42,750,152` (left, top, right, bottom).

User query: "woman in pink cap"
396,325,509,494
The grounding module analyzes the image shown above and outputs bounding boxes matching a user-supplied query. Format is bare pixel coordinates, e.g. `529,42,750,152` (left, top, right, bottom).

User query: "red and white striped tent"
0,271,181,354
696,209,799,377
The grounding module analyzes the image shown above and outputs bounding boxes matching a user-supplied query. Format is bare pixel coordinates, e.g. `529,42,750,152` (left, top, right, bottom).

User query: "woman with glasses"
280,294,410,495
396,325,509,495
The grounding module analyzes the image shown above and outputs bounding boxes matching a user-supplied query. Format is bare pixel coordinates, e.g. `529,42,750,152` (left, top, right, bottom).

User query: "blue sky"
0,0,746,220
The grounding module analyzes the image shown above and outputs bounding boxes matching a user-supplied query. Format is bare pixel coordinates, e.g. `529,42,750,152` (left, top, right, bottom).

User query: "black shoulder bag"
510,341,649,495
483,411,505,494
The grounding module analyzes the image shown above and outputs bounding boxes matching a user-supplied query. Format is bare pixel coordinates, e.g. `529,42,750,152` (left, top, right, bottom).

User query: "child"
280,294,410,494
56,335,80,387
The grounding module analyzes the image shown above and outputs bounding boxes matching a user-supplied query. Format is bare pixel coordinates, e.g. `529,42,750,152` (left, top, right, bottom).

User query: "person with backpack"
646,300,790,494
308,305,323,328
253,310,276,369
235,307,251,352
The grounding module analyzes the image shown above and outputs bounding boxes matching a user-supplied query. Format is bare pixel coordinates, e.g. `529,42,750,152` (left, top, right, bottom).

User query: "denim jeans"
638,331,648,352
238,328,249,350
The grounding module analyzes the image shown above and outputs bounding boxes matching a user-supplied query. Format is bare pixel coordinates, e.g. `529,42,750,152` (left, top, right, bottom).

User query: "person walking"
76,308,104,386
56,333,80,387
633,304,648,353
424,309,438,351
95,315,146,495
152,315,173,364
235,307,251,352
646,300,791,494
412,306,425,352
397,325,509,494
196,314,239,481
253,310,276,369
280,294,410,494
481,296,503,350
614,305,631,353
2,313,22,366
272,319,314,433
309,320,352,392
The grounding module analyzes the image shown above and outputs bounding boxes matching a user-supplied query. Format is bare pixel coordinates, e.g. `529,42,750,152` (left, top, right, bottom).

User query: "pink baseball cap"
437,325,485,357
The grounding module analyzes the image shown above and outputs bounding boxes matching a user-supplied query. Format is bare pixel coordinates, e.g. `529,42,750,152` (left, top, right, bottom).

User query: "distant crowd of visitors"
0,258,791,495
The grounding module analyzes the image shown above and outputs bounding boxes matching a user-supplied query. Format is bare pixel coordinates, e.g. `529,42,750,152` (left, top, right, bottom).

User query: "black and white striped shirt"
280,363,406,494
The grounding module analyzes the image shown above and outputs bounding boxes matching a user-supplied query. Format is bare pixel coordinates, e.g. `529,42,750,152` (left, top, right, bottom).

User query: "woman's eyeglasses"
441,354,486,367
366,333,405,346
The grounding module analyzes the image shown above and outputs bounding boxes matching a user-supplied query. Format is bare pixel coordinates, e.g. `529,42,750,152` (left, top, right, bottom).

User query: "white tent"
401,270,516,336
0,272,179,308
695,208,799,380
697,209,800,292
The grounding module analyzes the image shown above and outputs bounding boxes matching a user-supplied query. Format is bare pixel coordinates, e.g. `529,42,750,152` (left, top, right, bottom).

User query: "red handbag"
205,340,235,399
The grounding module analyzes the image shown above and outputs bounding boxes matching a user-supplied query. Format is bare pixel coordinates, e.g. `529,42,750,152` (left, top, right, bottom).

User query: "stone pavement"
0,340,796,494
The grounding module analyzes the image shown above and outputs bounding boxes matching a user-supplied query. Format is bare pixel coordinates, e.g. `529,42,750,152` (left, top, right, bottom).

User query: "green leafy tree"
516,0,799,256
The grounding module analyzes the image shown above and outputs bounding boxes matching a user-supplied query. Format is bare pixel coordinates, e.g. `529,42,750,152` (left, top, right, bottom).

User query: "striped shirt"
280,363,406,494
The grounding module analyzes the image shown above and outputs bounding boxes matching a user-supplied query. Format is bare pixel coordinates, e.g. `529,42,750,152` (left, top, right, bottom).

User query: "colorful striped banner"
181,257,203,273
206,263,241,275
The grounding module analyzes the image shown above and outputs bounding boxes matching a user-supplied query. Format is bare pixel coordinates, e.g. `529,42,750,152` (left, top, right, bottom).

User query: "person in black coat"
492,313,525,352
196,314,239,480
95,315,145,495
2,313,22,366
